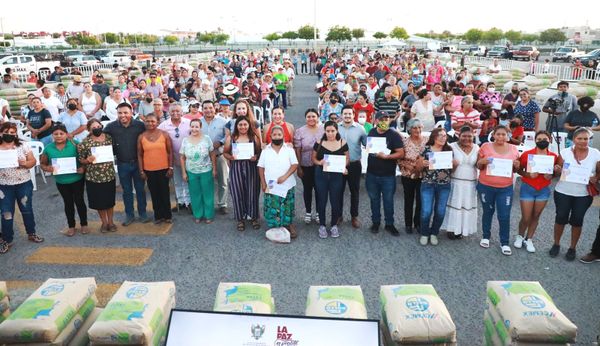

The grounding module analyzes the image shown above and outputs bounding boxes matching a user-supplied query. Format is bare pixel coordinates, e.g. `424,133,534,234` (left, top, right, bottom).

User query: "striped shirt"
374,97,400,117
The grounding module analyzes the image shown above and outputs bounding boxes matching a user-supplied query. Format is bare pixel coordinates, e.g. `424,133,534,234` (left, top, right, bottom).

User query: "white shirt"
41,96,63,122
284,67,295,81
488,63,502,73
67,83,85,99
446,61,459,69
257,144,298,190
411,100,435,130
555,147,600,197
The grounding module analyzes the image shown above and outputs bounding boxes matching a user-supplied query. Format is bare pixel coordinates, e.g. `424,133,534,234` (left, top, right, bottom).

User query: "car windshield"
64,50,82,57
518,47,532,51
589,49,600,56
491,47,503,51
557,48,571,52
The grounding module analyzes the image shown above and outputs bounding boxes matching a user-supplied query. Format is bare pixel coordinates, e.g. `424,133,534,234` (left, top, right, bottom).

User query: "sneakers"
524,239,536,253
0,241,9,254
565,248,576,261
579,252,600,264
405,226,414,234
549,244,560,257
514,234,524,249
330,225,340,238
430,235,438,246
139,216,152,224
370,223,380,233
420,236,429,246
385,225,400,236
122,217,135,227
318,226,328,239
28,234,44,243
304,213,312,224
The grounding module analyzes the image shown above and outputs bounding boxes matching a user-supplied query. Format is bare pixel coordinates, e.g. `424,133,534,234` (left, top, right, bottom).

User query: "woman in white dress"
410,88,435,130
442,126,480,239
103,88,129,121
78,83,102,120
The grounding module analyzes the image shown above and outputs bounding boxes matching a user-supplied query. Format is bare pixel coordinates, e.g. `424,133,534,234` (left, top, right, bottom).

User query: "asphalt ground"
2,73,599,344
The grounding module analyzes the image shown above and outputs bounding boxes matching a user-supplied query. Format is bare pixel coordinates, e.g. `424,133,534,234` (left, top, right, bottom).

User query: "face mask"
67,103,77,111
92,128,103,137
2,133,16,142
377,121,389,131
561,91,568,97
357,117,366,125
146,97,152,103
499,119,509,126
271,138,283,146
487,88,495,93
330,99,338,104
536,139,549,149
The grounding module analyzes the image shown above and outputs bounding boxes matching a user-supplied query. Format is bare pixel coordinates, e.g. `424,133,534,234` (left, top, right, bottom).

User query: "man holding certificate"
476,125,520,256
365,111,404,235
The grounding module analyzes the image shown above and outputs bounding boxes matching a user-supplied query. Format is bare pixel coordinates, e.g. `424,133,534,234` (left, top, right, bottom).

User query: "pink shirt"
478,142,519,188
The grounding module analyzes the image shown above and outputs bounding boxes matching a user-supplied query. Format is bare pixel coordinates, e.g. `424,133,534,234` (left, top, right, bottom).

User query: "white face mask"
357,116,366,125
487,87,496,93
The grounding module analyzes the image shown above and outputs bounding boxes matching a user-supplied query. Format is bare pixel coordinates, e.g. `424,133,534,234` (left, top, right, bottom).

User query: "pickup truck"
101,50,131,65
551,47,586,62
487,46,513,59
0,54,60,75
512,46,540,61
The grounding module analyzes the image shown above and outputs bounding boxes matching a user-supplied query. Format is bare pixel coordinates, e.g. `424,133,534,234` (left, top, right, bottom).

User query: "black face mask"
67,104,77,111
146,97,153,103
330,99,338,104
2,133,16,143
536,139,550,150
271,138,284,146
92,128,103,137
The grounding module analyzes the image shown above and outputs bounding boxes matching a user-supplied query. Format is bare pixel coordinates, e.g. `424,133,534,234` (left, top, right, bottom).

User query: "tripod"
545,112,562,155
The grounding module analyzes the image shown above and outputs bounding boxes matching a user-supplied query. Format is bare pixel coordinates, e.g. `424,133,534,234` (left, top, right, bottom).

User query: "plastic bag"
266,227,290,243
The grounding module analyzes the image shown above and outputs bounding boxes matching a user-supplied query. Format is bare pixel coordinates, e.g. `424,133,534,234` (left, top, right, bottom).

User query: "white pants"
173,165,190,206
216,154,229,208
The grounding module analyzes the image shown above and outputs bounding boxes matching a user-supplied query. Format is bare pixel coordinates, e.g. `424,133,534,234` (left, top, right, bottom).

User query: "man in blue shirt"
200,100,229,214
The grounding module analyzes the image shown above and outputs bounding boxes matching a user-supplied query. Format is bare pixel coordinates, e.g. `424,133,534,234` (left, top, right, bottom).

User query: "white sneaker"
524,239,536,253
330,225,340,238
430,235,438,246
318,226,328,239
514,235,524,249
420,236,429,246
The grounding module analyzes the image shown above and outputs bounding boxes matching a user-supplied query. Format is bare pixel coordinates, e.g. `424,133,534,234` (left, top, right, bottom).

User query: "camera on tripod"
547,96,565,113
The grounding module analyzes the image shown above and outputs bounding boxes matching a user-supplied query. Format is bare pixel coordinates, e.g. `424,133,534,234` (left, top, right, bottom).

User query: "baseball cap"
374,110,390,119
219,99,231,106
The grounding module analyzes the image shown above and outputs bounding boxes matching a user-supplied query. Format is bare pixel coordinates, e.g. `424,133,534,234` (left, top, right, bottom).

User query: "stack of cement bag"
305,285,367,319
0,282,9,324
0,277,98,345
484,281,577,346
0,88,28,119
87,281,175,346
380,284,457,345
213,282,275,314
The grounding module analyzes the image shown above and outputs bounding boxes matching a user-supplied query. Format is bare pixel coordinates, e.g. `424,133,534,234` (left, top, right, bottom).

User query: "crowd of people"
0,48,599,265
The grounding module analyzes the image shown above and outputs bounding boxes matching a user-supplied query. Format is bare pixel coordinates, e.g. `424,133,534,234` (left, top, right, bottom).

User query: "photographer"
542,81,578,132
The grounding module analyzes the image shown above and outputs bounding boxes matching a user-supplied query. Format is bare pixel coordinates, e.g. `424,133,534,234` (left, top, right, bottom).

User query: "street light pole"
313,0,317,52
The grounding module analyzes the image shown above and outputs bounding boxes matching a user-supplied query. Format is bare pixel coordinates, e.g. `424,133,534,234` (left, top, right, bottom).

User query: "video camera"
547,95,565,112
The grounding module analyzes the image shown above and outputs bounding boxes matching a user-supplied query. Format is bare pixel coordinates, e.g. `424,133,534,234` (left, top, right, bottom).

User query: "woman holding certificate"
476,125,520,255
78,119,117,232
515,131,559,253
312,121,349,239
0,122,44,254
416,128,456,246
40,125,88,237
550,127,600,261
223,116,262,231
399,118,427,234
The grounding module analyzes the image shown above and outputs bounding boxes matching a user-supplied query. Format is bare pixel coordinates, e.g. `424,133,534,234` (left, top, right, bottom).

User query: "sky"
1,0,599,41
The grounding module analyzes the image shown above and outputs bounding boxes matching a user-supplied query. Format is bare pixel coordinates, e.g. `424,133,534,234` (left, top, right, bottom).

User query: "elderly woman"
399,118,427,234
0,122,44,254
258,125,299,238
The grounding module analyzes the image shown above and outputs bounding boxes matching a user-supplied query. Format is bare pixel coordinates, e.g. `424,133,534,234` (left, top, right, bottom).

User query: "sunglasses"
175,127,180,138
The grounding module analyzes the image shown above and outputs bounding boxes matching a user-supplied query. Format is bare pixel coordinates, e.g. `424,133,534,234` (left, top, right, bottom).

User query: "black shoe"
549,244,560,257
447,232,456,240
385,225,400,236
370,223,380,233
404,226,413,234
565,248,576,261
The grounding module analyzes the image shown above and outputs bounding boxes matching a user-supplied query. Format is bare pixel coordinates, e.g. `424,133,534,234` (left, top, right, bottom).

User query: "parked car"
579,49,600,66
512,46,539,61
100,50,131,65
0,54,60,75
468,45,486,56
487,46,513,59
88,49,111,61
551,47,586,62
72,55,100,67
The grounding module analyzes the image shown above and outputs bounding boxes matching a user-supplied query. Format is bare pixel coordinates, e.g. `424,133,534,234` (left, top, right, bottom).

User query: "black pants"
56,179,88,228
592,211,600,256
341,161,362,217
401,176,421,228
300,166,317,214
301,62,307,73
145,169,172,221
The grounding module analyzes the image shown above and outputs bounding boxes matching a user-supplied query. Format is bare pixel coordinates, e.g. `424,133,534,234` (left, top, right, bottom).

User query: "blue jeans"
117,162,148,219
275,89,287,108
477,183,514,246
314,166,344,227
0,181,36,243
420,182,451,236
365,173,396,226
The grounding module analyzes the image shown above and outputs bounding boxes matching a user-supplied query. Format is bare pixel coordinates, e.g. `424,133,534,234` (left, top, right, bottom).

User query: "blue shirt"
201,116,228,145
338,122,367,162
58,111,87,134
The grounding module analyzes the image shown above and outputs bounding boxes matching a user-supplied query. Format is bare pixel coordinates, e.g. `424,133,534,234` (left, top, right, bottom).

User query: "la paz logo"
275,325,299,345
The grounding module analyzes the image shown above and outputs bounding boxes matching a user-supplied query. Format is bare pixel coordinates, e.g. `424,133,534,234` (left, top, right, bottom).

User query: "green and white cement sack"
380,285,456,344
484,309,571,346
487,281,577,343
67,307,103,346
0,309,10,324
213,282,274,314
0,277,97,343
305,285,367,319
87,281,175,345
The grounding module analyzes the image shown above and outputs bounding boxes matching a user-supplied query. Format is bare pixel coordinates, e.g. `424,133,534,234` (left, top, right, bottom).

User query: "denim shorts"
519,183,551,202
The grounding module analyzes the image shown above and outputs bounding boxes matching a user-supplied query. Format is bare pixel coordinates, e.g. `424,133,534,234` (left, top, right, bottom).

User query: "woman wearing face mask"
564,97,599,147
356,110,373,133
258,126,299,238
320,93,343,123
78,83,102,120
78,119,117,232
513,89,541,132
58,98,88,142
0,122,44,254
352,92,375,124
40,124,88,237
515,131,560,253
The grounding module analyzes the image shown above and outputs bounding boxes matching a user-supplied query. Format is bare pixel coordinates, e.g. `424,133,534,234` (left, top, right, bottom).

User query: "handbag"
587,182,599,197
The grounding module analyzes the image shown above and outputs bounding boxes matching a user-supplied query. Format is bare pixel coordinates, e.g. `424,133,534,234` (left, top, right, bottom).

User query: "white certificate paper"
266,179,289,198
486,158,513,178
366,137,390,155
526,154,554,174
232,143,254,160
428,151,453,170
323,154,346,173
560,163,591,184
0,149,19,168
91,145,114,164
52,157,77,175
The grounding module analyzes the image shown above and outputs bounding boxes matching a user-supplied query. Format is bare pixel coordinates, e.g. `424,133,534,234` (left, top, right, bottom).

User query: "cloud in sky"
1,0,599,40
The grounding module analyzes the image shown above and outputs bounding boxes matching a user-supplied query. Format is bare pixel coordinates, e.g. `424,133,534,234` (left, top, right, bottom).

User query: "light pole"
313,0,317,52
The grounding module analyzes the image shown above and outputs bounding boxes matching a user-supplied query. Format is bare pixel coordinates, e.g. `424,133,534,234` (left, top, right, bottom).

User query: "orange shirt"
141,134,169,171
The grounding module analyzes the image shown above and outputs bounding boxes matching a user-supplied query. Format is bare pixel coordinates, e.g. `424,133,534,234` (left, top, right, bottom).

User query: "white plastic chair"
100,120,112,128
253,106,264,128
434,120,446,128
28,141,46,191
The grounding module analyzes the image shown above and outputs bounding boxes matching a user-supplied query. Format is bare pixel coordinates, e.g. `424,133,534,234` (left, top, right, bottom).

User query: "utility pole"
313,0,317,52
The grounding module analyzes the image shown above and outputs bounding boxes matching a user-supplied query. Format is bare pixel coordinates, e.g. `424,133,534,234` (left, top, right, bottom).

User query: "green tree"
140,34,159,44
464,28,484,43
504,30,522,43
103,32,119,44
213,33,229,45
483,27,503,43
389,26,409,40
52,32,61,39
263,33,281,42
298,25,318,42
163,35,179,45
351,28,365,42
3,34,14,40
522,33,539,43
326,25,352,43
539,28,567,43
281,31,299,43
66,34,100,46
440,30,454,40
373,32,388,41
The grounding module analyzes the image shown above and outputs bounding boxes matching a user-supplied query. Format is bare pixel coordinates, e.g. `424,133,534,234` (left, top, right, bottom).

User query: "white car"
101,50,131,65
73,55,100,66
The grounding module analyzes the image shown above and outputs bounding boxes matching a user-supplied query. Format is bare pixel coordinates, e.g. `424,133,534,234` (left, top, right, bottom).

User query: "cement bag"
214,282,274,314
0,297,9,313
0,88,27,97
0,309,9,324
305,285,367,319
487,281,577,343
484,309,570,346
67,308,103,346
0,281,7,300
380,285,456,344
0,277,97,343
87,281,176,345
266,227,290,243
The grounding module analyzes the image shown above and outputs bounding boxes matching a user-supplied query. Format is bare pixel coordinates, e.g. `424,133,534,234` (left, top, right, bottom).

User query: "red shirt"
511,126,524,140
352,102,375,123
519,148,558,190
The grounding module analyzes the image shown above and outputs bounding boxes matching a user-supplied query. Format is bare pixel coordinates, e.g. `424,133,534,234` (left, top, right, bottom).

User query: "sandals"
107,224,118,232
237,221,246,232
100,224,110,233
304,213,311,224
205,219,213,224
480,239,490,248
28,234,45,243
287,224,298,239
251,219,261,230
61,228,76,237
0,241,10,254
501,245,512,256
80,226,90,235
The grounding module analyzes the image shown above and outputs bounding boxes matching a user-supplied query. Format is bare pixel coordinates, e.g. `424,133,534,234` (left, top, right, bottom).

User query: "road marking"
26,247,153,266
6,281,121,307
61,220,172,236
